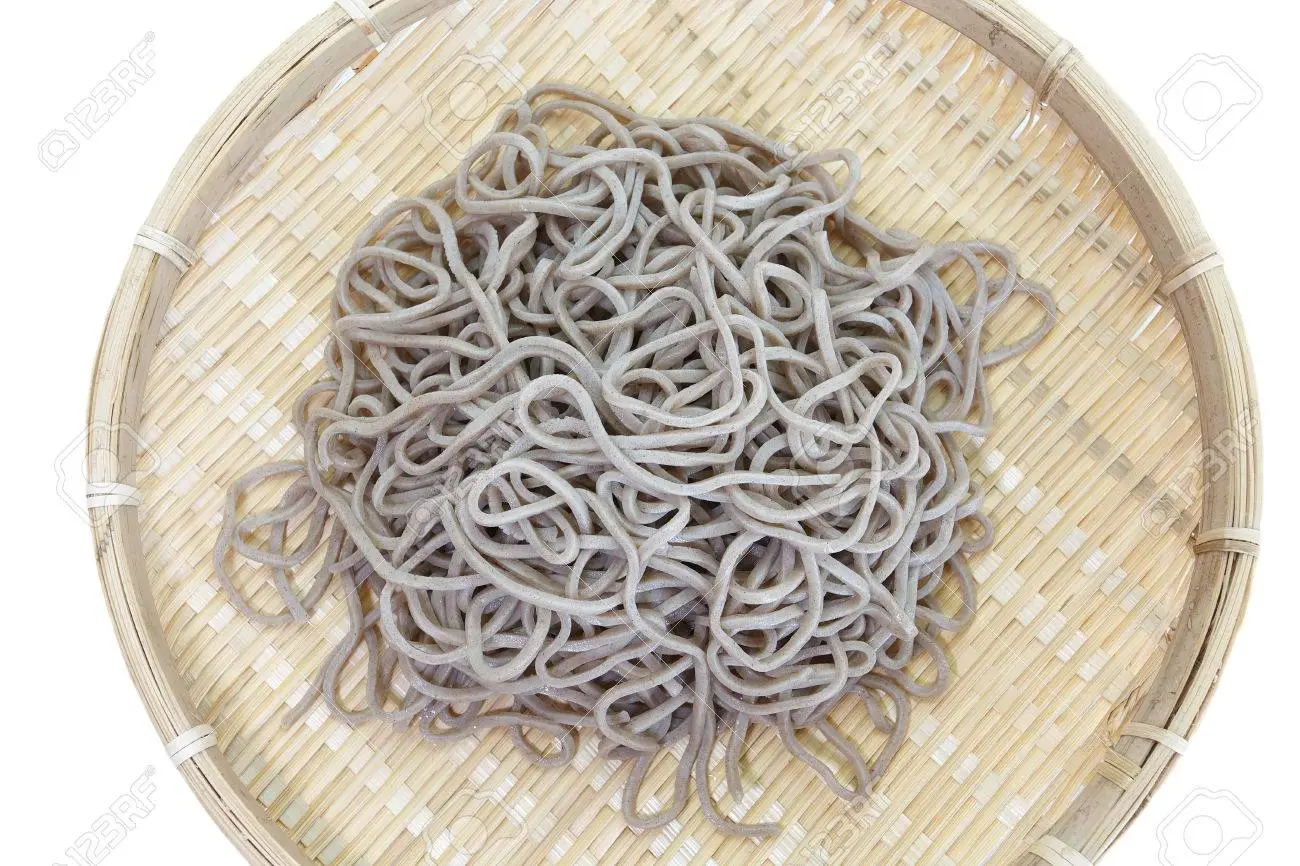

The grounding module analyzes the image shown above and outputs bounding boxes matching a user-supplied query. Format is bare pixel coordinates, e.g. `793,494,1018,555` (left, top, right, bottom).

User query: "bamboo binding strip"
1100,722,1191,791
334,0,392,47
86,481,142,509
166,724,219,767
1159,242,1226,299
1033,40,1080,107
1028,835,1093,866
133,225,199,274
1193,526,1261,556
88,1,1259,864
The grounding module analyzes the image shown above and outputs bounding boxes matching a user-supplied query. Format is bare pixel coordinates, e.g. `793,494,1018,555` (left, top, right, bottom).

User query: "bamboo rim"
86,1,1260,864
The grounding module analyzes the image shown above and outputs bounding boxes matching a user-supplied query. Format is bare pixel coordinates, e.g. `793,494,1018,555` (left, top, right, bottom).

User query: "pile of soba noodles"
216,84,1052,835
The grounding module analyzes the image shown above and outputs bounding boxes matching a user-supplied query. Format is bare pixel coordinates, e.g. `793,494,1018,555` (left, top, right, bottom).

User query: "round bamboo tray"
87,1,1260,864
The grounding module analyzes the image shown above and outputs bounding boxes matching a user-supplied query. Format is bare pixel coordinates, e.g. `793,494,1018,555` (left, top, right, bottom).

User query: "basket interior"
134,1,1202,863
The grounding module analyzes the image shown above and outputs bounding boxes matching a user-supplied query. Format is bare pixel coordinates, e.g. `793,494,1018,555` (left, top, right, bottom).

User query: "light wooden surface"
88,1,1259,864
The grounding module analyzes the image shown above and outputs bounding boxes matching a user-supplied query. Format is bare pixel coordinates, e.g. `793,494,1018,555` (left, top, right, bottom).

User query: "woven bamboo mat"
133,1,1201,863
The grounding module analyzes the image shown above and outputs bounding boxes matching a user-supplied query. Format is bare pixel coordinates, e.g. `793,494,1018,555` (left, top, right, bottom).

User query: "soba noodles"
216,84,1053,835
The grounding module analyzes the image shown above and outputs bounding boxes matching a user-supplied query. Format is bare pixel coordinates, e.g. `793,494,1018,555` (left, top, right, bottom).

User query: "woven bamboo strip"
88,1,1257,864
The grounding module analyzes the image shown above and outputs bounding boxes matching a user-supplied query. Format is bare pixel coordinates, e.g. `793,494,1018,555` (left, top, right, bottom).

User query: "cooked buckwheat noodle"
215,83,1053,835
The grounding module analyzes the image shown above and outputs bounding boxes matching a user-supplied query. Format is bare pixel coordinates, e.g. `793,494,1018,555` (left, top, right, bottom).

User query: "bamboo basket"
87,1,1260,864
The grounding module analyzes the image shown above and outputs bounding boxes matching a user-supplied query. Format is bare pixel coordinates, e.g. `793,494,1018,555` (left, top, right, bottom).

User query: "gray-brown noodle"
215,83,1053,835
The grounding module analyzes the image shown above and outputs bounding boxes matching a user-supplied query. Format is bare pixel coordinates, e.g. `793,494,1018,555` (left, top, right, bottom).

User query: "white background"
3,1,1295,864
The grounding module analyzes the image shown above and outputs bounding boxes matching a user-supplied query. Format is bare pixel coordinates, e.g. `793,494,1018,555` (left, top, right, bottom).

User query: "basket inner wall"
135,1,1201,863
